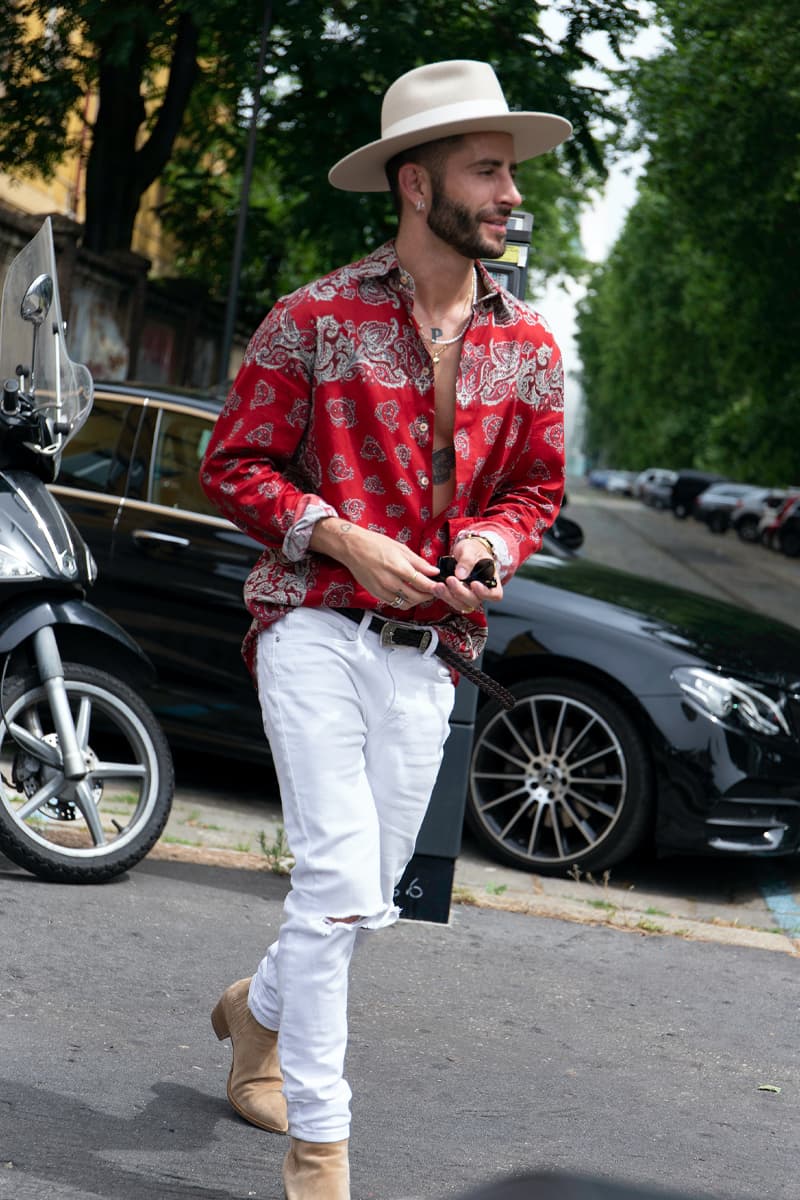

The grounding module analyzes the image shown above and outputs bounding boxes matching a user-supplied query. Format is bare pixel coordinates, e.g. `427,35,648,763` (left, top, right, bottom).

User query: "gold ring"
407,571,419,585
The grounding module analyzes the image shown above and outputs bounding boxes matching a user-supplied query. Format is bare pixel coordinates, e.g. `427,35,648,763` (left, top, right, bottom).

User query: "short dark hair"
385,135,464,214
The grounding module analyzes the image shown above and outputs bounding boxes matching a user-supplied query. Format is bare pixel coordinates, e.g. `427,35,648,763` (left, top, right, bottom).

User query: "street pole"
217,0,273,391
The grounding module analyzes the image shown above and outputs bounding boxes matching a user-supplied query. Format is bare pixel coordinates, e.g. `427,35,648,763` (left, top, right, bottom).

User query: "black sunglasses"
435,556,497,588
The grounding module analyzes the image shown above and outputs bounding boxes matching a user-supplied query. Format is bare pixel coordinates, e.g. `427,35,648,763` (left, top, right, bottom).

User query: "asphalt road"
566,486,800,632
0,854,797,1200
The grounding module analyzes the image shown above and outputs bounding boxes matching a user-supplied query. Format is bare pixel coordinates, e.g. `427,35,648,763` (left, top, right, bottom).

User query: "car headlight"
0,544,42,580
672,666,791,737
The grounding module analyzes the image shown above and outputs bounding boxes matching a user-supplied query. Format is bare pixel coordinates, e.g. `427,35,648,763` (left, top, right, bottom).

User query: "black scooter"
0,218,173,883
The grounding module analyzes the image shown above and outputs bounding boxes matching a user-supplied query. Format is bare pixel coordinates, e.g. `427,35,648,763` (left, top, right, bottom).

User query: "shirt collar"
353,241,515,320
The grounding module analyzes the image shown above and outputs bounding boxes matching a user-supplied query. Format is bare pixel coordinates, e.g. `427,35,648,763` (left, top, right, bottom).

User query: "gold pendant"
432,351,441,365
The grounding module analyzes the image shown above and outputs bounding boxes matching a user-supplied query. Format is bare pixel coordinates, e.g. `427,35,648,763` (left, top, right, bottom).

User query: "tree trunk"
83,12,199,256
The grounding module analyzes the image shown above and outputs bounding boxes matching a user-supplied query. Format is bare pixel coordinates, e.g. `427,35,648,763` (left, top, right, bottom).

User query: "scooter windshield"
0,217,93,460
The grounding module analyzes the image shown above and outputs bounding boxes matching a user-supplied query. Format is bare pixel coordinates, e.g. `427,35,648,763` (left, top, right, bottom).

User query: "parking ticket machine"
394,211,534,924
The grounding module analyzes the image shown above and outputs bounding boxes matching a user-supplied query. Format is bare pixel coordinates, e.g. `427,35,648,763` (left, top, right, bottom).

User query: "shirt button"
420,474,430,488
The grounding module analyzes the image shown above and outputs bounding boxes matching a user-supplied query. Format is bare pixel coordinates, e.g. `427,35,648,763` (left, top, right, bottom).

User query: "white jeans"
247,607,455,1142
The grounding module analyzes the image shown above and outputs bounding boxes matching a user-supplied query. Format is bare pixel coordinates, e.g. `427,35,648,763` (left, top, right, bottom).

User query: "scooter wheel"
0,663,174,883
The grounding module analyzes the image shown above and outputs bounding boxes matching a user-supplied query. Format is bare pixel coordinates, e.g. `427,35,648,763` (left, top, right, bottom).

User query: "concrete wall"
0,202,243,392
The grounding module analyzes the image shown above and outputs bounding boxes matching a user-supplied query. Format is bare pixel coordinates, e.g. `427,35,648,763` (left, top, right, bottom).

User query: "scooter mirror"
20,273,53,326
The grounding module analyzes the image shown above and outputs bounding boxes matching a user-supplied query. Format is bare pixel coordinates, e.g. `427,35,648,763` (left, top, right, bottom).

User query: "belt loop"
421,626,439,658
357,611,373,640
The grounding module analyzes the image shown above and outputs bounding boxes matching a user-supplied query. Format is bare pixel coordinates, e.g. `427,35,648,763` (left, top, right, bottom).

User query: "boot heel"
211,1000,230,1041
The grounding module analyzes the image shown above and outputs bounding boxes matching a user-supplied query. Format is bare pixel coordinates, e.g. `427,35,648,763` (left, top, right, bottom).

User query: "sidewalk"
154,786,800,957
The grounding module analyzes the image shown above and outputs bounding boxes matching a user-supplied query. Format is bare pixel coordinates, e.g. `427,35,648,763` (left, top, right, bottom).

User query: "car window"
58,396,146,497
152,407,217,516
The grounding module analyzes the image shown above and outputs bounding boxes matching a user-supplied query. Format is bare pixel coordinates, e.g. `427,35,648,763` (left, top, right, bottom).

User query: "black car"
50,383,800,877
669,469,727,518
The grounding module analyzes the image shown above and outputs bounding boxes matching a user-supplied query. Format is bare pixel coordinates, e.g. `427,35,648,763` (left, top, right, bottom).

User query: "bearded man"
201,58,570,1200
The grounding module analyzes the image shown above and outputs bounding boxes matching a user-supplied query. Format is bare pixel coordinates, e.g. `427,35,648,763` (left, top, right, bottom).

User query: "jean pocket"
272,605,357,647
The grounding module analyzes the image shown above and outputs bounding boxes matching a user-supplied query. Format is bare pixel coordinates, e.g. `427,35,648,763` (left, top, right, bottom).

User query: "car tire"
735,515,759,542
708,511,728,534
673,503,689,519
466,677,654,876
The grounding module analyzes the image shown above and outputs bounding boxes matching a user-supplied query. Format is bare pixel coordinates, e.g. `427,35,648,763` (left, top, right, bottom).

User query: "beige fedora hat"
328,59,572,192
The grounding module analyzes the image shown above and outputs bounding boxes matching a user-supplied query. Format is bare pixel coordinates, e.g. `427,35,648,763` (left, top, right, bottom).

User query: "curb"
148,840,800,957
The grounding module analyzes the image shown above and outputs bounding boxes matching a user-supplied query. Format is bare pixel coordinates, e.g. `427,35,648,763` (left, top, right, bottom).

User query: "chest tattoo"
432,445,456,484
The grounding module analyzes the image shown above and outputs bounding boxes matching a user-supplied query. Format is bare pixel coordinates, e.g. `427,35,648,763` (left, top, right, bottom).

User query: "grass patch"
259,826,294,875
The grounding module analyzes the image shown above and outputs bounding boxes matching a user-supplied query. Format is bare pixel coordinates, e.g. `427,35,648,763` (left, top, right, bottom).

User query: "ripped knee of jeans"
324,914,364,925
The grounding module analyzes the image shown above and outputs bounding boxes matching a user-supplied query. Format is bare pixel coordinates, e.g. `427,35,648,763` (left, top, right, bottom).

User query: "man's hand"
432,543,503,614
310,519,440,609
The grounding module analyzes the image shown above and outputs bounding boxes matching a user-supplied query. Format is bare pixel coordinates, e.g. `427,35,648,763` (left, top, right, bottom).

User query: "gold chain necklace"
418,270,477,366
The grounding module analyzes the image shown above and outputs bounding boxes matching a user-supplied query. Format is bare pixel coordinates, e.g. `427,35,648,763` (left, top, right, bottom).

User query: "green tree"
578,0,800,483
0,0,262,253
1,0,642,303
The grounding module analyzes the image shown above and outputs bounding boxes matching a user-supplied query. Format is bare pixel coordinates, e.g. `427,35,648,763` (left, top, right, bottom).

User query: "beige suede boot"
211,976,288,1133
282,1137,350,1200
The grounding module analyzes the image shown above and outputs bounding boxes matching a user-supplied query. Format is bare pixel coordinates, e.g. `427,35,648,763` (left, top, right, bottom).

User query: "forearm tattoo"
432,445,456,484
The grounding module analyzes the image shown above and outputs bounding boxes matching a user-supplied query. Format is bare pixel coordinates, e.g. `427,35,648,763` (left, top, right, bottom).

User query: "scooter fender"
0,595,155,682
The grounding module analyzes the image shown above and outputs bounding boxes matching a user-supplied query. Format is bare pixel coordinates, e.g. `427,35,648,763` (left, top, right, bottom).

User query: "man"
201,58,570,1200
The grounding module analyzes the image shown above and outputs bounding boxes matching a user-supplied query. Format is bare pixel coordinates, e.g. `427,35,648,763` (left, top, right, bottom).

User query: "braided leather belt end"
333,608,516,711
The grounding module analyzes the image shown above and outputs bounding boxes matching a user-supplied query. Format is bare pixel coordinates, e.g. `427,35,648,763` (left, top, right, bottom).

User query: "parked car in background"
691,482,768,533
48,383,800,877
670,469,727,518
760,494,800,549
730,489,789,543
604,470,636,496
639,469,678,509
771,497,800,557
634,467,676,501
586,468,611,489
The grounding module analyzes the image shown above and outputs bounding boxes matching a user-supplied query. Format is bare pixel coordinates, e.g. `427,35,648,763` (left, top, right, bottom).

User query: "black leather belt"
333,608,516,710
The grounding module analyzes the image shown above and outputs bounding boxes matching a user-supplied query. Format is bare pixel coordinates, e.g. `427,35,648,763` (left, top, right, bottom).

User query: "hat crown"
328,58,572,192
381,60,509,140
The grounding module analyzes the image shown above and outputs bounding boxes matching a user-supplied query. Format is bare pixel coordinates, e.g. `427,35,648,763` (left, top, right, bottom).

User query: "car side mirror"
551,513,584,550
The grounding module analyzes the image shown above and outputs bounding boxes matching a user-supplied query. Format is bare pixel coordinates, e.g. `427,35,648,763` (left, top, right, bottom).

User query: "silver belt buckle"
379,620,433,653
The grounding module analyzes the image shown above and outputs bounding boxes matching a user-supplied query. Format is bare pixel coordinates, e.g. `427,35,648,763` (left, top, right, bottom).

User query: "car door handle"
132,529,191,549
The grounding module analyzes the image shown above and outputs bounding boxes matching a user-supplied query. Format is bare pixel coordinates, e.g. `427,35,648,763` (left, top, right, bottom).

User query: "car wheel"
708,511,728,533
466,677,654,876
735,515,759,542
673,503,689,518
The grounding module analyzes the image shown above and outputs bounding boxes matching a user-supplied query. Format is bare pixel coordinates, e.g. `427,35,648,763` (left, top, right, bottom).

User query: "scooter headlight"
0,543,42,579
672,666,791,737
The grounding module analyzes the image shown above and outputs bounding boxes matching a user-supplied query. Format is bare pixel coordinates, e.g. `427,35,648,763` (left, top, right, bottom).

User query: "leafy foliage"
1,0,643,312
577,0,800,484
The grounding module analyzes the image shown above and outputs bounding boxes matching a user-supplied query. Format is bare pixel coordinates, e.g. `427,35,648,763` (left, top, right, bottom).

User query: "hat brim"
328,111,572,192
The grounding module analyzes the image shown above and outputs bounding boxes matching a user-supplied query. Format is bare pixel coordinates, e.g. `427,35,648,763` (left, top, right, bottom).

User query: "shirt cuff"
282,498,339,561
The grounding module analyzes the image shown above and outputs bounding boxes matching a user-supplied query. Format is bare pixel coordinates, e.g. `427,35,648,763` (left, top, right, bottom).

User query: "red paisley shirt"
200,241,565,671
